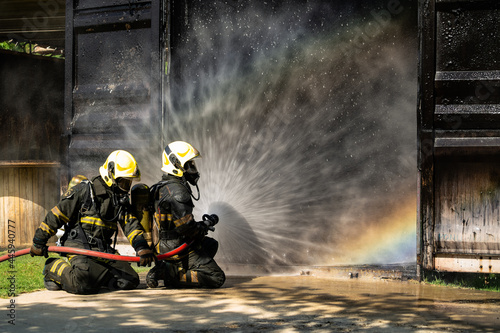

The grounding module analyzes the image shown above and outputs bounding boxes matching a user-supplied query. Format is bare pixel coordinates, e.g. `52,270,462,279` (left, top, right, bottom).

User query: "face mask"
184,161,200,185
115,177,132,192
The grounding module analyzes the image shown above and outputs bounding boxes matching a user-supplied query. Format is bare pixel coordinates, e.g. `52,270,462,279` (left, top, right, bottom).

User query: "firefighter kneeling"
145,141,225,289
30,150,156,294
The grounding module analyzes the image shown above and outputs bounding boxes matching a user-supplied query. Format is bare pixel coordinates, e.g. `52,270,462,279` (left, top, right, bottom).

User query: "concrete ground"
2,268,500,333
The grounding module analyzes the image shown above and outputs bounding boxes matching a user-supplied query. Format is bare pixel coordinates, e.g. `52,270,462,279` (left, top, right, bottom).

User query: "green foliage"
0,40,64,58
0,41,26,53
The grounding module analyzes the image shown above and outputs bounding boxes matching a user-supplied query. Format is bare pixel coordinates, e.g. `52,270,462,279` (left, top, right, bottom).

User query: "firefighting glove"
195,221,210,237
137,248,156,267
30,243,49,258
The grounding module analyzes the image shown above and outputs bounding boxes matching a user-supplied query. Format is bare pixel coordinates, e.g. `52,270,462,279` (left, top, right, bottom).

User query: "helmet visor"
184,160,198,174
116,177,133,192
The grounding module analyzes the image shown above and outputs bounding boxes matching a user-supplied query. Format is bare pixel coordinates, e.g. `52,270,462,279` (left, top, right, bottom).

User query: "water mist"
153,2,418,268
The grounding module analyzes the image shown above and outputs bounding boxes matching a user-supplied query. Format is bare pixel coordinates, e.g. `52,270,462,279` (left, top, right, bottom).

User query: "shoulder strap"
150,180,168,200
80,180,98,214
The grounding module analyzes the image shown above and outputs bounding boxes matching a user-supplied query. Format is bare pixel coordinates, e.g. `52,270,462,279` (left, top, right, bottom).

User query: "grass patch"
424,271,500,292
0,252,57,298
0,251,151,298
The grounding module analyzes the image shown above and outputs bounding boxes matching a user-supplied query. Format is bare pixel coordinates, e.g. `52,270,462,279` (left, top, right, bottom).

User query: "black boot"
146,261,167,288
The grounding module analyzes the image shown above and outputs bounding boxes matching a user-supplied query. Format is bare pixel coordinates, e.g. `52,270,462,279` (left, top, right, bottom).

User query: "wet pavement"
2,271,500,332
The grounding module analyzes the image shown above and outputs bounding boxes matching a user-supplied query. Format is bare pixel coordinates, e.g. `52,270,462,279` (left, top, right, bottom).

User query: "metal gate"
418,0,500,278
65,0,167,180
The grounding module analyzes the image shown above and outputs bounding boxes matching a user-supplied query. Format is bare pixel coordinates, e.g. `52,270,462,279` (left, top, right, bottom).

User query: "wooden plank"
26,167,34,246
0,161,60,167
37,166,47,244
7,167,18,246
18,167,27,246
0,165,61,248
418,130,435,272
435,159,500,255
435,254,500,273
435,137,500,147
0,169,5,247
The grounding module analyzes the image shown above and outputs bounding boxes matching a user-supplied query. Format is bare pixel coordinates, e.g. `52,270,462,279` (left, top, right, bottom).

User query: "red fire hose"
0,243,191,263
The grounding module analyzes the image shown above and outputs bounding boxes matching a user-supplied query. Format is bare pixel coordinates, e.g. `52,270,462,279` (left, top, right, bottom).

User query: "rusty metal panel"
65,0,167,175
418,0,500,277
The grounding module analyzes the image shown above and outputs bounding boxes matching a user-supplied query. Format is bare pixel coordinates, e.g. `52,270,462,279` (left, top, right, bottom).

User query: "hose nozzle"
202,214,219,231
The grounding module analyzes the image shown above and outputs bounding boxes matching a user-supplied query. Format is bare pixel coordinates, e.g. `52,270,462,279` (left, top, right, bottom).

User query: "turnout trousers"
43,255,140,294
148,237,225,288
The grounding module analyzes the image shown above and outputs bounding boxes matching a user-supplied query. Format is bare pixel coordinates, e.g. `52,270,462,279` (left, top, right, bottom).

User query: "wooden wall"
0,162,60,248
418,0,500,276
435,155,500,256
0,48,64,249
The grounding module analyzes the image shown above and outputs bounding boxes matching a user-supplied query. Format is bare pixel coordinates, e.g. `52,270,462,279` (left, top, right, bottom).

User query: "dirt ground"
2,269,500,333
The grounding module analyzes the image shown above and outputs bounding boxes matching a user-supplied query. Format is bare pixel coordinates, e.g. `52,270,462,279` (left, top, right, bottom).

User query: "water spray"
164,2,418,267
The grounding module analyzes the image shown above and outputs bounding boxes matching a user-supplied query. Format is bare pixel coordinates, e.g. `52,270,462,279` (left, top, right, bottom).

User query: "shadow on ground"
2,275,500,332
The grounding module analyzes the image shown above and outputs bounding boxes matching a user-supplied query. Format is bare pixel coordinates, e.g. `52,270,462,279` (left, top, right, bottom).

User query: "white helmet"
99,150,141,191
161,141,200,179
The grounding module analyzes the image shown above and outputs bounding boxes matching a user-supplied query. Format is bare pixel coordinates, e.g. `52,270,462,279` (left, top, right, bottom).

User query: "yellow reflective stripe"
50,259,66,274
80,216,116,230
127,229,143,243
57,262,69,276
124,213,134,225
166,214,172,222
49,261,58,273
191,271,199,283
40,222,56,236
173,214,192,228
154,212,168,223
51,206,69,223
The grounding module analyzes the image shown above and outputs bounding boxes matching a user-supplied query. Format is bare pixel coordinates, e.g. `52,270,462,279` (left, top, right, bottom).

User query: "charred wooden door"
65,0,167,178
418,0,500,278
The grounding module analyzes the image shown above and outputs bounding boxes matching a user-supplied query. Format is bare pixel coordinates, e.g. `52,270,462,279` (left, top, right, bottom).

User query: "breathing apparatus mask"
115,177,133,193
111,177,134,208
183,160,200,186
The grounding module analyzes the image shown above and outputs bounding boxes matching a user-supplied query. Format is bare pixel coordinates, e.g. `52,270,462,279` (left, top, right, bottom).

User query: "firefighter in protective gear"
146,141,225,288
30,150,156,294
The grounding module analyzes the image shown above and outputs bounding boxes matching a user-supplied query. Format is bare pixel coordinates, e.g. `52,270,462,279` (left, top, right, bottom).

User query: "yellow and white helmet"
99,150,141,191
161,141,200,178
